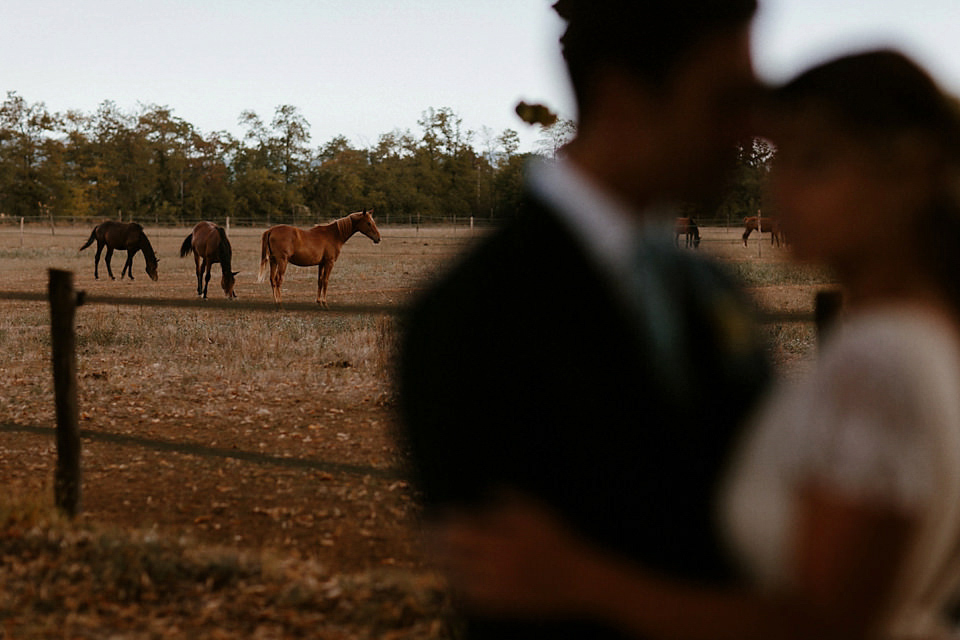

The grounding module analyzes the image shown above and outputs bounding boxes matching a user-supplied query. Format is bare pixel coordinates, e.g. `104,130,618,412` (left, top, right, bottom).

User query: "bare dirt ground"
0,222,829,638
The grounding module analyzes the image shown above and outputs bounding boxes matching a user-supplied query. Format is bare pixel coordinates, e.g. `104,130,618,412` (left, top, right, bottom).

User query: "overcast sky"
2,1,959,153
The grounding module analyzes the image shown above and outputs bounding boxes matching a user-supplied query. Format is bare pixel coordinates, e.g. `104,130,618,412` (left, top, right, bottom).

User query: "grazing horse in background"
258,208,381,306
674,217,701,248
179,221,238,299
79,220,159,281
742,216,784,247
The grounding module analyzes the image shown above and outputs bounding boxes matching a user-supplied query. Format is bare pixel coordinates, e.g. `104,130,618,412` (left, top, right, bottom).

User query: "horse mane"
216,226,232,270
139,230,158,263
335,214,356,240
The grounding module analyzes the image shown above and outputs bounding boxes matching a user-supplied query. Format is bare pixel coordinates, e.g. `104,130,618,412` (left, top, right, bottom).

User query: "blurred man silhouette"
398,1,771,638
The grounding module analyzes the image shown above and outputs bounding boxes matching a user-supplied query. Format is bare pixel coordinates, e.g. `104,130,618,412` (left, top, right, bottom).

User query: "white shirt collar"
527,158,673,280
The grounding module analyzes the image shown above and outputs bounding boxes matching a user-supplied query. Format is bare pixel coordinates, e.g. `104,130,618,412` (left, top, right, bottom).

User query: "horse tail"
257,230,270,283
79,227,97,251
179,233,193,258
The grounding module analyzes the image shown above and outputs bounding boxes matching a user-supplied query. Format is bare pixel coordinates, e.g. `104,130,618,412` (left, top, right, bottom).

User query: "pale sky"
2,1,960,153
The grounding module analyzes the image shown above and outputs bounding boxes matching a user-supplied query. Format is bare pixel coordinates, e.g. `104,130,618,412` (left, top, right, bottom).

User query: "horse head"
356,208,381,244
146,257,159,281
221,270,239,298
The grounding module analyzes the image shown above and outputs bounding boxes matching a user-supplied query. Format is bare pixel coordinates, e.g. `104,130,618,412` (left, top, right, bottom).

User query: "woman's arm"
436,490,915,640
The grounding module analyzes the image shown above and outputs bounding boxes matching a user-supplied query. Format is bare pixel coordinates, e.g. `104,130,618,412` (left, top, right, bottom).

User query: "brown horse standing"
79,220,159,281
258,209,381,306
742,216,784,247
674,217,701,248
179,221,238,298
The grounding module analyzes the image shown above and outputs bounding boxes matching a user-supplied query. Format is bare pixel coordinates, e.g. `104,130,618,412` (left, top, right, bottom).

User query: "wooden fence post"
20,216,24,247
49,269,82,517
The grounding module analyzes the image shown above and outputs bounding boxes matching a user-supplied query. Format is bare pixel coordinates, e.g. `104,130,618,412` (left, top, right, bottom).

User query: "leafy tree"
271,104,311,186
536,118,576,158
0,92,63,217
716,137,776,224
0,97,584,226
301,135,367,217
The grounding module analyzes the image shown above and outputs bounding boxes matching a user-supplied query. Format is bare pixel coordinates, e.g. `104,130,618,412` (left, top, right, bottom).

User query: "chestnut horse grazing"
742,216,784,247
179,221,238,298
257,209,381,305
674,217,701,248
79,220,159,281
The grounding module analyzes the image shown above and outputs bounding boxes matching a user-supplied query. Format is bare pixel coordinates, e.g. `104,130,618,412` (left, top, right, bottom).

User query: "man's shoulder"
409,197,579,309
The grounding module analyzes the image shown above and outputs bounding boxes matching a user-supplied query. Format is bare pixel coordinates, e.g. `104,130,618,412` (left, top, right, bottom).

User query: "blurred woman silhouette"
436,50,960,640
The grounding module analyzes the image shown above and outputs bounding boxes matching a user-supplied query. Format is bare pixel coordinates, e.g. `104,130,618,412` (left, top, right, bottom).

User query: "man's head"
556,0,760,207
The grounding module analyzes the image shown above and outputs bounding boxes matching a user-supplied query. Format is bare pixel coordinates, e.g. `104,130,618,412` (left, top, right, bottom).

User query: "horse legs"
93,242,104,280
105,247,116,280
121,248,139,280
269,257,286,305
317,260,334,307
201,258,212,299
194,252,203,296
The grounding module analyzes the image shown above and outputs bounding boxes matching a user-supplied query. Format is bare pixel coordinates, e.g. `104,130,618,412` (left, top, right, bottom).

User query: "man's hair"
554,0,758,114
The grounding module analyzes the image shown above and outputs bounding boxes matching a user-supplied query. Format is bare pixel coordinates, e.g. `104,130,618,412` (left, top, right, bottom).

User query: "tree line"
0,90,771,226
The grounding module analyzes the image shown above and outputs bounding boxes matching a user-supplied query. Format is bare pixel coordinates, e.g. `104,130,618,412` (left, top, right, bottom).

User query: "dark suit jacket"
397,192,771,638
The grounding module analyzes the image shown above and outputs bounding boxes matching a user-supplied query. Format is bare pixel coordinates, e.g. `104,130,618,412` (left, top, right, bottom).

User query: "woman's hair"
775,50,960,314
554,0,757,116
774,50,960,154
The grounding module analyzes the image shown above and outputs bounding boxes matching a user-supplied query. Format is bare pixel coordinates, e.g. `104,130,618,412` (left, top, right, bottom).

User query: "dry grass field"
0,221,832,638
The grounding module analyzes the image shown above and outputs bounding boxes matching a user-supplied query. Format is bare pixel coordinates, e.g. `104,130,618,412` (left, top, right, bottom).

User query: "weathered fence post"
815,289,843,347
226,216,230,235
20,216,24,247
756,209,762,258
49,269,82,517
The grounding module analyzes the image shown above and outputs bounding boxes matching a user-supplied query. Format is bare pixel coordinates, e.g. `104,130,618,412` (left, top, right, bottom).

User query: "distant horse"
674,217,701,248
742,216,784,247
79,220,159,281
179,221,238,298
257,208,381,306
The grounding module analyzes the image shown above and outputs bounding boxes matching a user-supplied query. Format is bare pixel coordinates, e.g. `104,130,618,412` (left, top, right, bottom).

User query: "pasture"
0,222,831,637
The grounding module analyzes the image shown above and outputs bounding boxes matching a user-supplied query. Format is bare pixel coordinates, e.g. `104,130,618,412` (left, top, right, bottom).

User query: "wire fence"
0,213,770,238
0,213,500,235
1,275,833,516
0,421,403,480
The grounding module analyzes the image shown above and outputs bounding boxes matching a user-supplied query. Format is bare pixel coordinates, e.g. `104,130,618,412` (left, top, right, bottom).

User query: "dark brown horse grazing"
179,221,238,298
79,221,159,281
742,216,784,247
674,217,701,248
258,209,381,306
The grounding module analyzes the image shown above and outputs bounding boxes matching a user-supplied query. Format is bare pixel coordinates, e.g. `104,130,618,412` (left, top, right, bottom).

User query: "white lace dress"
721,306,960,638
